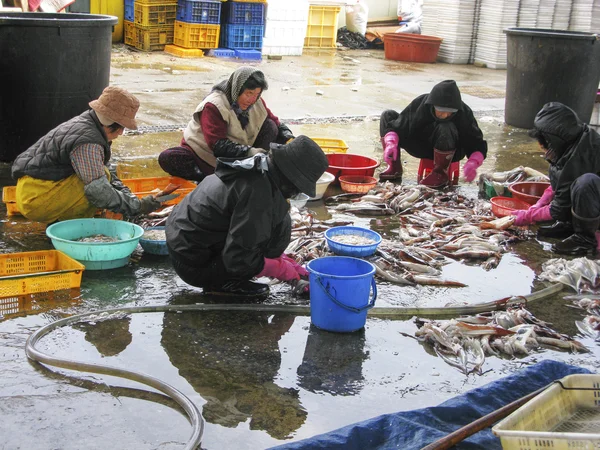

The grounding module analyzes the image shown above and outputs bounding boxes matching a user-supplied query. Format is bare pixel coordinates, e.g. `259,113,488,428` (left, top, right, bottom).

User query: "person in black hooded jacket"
165,135,329,297
512,102,600,255
379,80,488,188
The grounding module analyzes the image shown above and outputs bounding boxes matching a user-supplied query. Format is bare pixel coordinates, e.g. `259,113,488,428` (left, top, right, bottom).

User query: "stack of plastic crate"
124,0,178,51
262,0,309,56
169,0,222,57
219,0,266,60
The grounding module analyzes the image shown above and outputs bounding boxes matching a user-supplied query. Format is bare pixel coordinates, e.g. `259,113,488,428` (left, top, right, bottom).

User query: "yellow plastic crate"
0,250,85,298
134,1,177,27
2,186,15,203
125,22,174,51
311,137,349,154
493,374,600,450
0,289,82,319
173,21,220,49
304,5,340,48
122,175,197,206
164,44,204,58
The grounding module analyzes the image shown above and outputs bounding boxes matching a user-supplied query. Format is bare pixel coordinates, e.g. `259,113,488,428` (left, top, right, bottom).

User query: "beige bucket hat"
89,86,140,130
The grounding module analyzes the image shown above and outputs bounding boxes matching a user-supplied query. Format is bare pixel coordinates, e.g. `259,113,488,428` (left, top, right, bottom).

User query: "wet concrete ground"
0,46,599,449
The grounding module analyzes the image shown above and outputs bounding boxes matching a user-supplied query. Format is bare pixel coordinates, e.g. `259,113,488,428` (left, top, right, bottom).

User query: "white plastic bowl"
310,171,335,200
290,193,310,209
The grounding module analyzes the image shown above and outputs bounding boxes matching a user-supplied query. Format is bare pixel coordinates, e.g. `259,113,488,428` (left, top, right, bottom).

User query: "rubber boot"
537,220,574,239
379,133,402,182
204,280,269,298
380,152,403,181
420,148,456,189
552,211,600,256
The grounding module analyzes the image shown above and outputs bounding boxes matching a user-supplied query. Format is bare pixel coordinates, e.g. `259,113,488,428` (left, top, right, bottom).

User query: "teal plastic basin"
46,218,144,270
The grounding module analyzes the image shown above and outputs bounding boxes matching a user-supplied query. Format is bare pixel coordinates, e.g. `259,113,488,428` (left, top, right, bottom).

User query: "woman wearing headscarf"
158,66,294,182
379,80,488,188
512,102,600,256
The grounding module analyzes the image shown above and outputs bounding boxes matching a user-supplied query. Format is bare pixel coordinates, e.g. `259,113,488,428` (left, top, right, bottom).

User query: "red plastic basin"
383,33,443,63
326,153,380,183
508,181,551,205
490,196,531,218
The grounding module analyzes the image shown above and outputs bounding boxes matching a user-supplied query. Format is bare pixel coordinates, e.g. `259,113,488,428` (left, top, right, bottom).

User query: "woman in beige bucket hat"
11,86,164,223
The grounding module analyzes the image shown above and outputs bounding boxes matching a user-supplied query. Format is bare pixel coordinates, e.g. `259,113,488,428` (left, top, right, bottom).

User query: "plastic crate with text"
173,21,220,48
134,1,178,27
220,24,263,50
176,0,221,24
221,1,265,25
126,23,175,51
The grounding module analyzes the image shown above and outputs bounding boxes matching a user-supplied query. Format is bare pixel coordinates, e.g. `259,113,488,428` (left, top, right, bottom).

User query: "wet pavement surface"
0,46,599,449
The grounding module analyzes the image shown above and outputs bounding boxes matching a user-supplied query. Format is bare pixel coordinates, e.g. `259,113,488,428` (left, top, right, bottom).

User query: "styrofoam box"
266,0,310,22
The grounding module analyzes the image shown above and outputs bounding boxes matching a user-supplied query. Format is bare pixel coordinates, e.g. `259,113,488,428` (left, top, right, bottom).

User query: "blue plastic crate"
220,24,263,50
234,49,262,60
125,0,134,22
221,1,265,25
177,0,221,24
207,48,235,57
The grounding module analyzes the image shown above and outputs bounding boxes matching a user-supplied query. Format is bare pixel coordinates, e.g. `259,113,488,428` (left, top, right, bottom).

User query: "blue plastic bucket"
307,256,377,333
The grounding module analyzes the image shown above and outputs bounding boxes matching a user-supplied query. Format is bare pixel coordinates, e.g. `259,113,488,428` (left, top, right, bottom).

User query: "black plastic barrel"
0,13,117,162
504,28,600,128
504,28,600,129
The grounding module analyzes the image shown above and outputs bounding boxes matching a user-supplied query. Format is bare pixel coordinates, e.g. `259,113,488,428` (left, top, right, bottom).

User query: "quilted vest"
12,110,111,181
183,91,268,167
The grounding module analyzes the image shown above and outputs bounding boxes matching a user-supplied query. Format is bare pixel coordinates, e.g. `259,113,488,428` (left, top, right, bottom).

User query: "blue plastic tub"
46,218,144,270
221,1,265,25
234,49,262,60
176,0,221,24
139,226,168,256
324,226,382,257
307,257,377,333
220,24,263,50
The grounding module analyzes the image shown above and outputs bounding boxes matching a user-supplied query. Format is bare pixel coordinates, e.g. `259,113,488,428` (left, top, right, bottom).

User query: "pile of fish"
286,182,528,287
539,257,600,294
569,295,600,343
478,166,549,198
406,304,589,376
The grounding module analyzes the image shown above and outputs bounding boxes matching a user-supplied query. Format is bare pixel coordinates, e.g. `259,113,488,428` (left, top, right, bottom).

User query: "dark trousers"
169,250,232,289
571,173,600,219
158,118,279,181
380,109,460,159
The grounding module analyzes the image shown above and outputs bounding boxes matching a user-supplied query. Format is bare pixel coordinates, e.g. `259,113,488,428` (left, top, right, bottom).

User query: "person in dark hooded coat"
165,135,329,297
379,80,488,188
513,102,600,255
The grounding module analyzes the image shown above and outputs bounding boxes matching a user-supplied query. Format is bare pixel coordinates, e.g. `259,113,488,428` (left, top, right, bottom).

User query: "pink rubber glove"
532,185,554,208
462,151,485,182
257,257,300,282
513,205,552,226
382,131,399,161
281,254,309,278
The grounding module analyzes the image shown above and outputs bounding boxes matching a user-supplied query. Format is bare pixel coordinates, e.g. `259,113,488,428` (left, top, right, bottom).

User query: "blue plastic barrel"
307,256,377,333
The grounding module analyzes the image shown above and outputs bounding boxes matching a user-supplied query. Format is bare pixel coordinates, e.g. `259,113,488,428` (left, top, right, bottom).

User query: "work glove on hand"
281,254,309,278
533,185,554,208
382,131,400,161
513,205,552,226
257,256,301,282
462,151,485,182
139,195,162,215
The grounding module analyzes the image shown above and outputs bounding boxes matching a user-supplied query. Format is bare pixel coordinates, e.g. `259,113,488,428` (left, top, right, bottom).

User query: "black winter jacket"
12,110,110,181
383,82,488,160
533,102,600,221
166,157,291,279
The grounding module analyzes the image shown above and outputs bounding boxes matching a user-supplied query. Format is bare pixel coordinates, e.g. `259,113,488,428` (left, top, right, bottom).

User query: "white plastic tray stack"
552,0,573,29
262,0,310,56
569,0,594,31
422,0,478,64
592,0,600,32
474,0,519,69
538,0,557,28
517,0,540,27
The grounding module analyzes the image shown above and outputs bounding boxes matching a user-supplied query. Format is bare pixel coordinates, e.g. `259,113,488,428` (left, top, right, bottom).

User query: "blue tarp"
271,360,593,450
